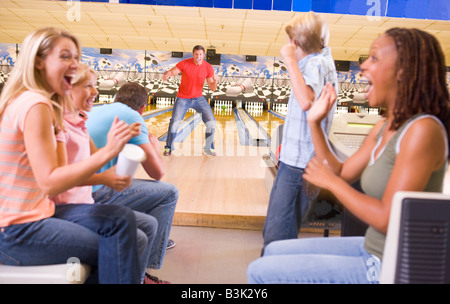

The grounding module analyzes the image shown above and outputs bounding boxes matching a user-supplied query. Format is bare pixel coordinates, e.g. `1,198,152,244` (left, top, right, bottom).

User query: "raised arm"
306,82,378,183
162,66,181,82
280,42,315,111
306,82,341,171
305,117,447,233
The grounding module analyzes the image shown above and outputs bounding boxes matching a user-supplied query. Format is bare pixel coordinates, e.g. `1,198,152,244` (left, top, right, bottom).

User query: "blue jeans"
247,236,381,284
165,96,215,151
0,204,141,284
262,161,309,253
133,211,157,281
92,179,178,269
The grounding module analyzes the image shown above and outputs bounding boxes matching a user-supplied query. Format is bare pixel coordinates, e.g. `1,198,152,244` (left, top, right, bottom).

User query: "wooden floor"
135,105,450,233
135,106,272,230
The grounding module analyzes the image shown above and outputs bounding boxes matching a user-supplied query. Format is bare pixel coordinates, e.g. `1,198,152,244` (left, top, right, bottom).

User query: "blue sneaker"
166,239,175,250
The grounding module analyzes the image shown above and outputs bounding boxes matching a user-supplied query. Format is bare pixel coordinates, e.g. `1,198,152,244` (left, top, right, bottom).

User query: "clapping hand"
307,82,337,124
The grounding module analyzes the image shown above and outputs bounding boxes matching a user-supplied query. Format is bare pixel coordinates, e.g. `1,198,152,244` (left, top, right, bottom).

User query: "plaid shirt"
280,47,338,168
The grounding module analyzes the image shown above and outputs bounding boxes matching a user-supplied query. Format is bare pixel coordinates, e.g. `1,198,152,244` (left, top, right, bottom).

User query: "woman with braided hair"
248,27,449,284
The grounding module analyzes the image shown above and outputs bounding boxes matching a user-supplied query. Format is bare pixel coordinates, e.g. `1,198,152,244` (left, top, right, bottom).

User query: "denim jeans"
247,236,381,284
133,211,157,281
0,204,141,284
262,161,309,253
165,96,215,151
92,179,178,269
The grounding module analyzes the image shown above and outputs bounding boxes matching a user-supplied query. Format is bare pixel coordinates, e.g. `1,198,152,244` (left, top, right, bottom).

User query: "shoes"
166,239,175,250
203,148,216,156
163,148,171,156
143,273,170,284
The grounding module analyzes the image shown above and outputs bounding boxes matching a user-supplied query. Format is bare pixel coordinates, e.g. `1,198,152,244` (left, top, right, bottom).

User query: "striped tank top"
0,91,55,227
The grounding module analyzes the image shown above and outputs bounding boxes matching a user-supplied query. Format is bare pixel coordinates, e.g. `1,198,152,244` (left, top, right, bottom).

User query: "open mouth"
64,75,73,86
365,80,373,99
361,75,373,99
86,98,95,106
84,97,96,109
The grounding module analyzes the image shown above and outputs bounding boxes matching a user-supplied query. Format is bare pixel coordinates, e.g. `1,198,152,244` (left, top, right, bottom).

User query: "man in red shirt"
162,45,218,156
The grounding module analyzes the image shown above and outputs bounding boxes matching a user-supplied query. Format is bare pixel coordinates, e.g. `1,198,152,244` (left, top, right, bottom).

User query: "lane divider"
242,108,271,147
237,109,268,147
142,107,173,120
233,108,251,146
158,112,201,143
267,110,285,120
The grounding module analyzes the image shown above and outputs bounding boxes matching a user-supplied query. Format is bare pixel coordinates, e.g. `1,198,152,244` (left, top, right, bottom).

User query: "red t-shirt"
176,58,214,99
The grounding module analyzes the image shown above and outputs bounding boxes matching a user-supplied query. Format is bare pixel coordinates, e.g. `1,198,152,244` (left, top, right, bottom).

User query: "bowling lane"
142,102,284,157
170,106,239,156
159,103,274,157
135,104,274,229
212,107,241,156
211,106,275,157
142,104,194,139
244,109,285,144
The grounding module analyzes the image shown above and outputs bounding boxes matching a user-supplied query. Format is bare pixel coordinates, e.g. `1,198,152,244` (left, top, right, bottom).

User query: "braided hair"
385,28,449,149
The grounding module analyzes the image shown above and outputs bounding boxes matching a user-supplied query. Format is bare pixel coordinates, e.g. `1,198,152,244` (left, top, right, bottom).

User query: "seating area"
380,191,450,284
0,262,91,284
1,191,449,284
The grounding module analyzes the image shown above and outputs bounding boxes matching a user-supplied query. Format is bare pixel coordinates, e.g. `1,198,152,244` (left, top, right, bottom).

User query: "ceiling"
0,0,449,65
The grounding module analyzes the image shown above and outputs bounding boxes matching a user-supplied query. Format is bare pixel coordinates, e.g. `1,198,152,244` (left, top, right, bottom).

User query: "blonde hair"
0,27,81,134
285,12,329,54
66,62,97,113
72,62,96,87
